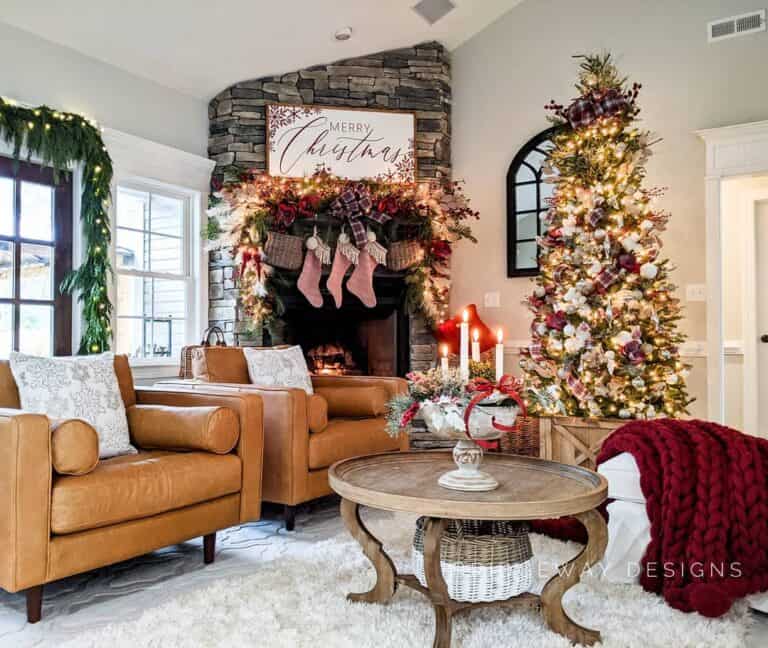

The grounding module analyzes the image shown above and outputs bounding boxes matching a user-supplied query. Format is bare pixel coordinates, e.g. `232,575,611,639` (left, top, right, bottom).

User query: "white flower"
640,219,654,231
534,286,546,298
564,336,585,354
619,408,632,419
613,330,633,346
536,323,548,336
666,374,679,385
587,261,602,277
594,228,606,240
563,324,576,337
640,262,658,279
621,233,640,252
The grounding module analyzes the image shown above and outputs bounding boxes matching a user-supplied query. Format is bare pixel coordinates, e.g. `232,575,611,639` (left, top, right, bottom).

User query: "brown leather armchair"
0,355,264,623
163,346,408,530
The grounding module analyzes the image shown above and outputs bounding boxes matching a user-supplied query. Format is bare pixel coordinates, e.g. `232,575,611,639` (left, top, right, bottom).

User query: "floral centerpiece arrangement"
386,369,526,492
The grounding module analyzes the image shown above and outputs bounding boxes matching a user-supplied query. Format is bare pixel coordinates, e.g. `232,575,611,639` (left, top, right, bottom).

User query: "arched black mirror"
506,127,558,277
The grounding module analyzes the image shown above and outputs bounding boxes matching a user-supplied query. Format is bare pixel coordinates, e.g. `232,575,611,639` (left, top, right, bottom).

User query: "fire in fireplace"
306,343,360,375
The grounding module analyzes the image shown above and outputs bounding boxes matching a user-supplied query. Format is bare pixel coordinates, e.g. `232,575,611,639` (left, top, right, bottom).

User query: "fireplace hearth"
265,268,412,377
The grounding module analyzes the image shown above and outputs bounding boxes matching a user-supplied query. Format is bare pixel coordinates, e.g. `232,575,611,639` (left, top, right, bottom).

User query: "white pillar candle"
495,328,504,382
471,328,481,362
440,344,449,378
459,309,469,382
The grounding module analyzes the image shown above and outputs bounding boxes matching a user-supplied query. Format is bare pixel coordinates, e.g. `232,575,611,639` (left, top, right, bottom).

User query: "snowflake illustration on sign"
268,105,321,152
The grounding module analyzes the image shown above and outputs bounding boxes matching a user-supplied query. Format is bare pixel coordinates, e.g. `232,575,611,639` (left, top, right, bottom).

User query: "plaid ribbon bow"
566,370,590,402
330,183,391,248
566,88,630,130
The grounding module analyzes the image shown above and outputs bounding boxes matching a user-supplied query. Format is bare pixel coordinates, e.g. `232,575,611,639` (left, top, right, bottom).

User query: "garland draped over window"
0,97,113,354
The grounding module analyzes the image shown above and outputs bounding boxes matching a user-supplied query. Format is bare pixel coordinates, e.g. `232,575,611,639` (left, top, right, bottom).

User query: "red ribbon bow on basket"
463,375,527,439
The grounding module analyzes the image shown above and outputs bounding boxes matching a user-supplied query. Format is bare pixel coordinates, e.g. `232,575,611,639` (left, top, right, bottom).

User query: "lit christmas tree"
521,54,692,420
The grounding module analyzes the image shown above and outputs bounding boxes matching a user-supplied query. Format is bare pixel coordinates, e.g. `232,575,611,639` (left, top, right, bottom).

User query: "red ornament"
545,310,568,331
430,239,452,260
433,304,495,353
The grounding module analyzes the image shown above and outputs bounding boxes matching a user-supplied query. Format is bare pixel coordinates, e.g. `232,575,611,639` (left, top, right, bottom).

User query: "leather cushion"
307,394,328,434
51,419,99,476
51,451,242,534
308,418,401,470
127,405,239,454
314,386,388,418
191,347,250,384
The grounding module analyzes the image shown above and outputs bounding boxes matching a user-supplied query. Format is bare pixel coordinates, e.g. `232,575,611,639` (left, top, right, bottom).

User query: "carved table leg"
423,517,451,648
340,498,397,604
540,508,608,646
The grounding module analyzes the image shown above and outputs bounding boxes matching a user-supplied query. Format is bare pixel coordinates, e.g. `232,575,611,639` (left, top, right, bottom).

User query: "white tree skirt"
0,506,756,648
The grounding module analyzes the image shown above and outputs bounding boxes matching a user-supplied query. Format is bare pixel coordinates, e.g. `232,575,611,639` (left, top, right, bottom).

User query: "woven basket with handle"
412,518,534,603
179,326,227,379
386,240,423,271
264,231,304,270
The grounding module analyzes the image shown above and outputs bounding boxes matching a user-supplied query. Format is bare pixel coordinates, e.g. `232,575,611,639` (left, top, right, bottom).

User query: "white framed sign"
266,104,416,182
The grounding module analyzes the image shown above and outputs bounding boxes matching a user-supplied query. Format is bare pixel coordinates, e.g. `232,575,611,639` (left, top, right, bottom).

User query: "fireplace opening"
267,269,411,376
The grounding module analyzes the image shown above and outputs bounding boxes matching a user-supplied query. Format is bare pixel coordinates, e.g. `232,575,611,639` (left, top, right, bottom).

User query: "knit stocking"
297,250,323,307
326,232,358,308
327,247,353,308
347,250,378,308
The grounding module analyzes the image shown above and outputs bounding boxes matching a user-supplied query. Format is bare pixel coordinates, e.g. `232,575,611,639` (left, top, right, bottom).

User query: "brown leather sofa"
163,346,408,530
0,355,264,623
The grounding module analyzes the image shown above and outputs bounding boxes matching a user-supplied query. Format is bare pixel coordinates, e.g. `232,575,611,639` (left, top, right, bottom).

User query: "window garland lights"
0,97,114,354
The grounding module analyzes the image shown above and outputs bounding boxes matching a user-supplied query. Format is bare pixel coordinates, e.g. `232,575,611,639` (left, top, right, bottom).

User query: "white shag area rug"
60,512,750,648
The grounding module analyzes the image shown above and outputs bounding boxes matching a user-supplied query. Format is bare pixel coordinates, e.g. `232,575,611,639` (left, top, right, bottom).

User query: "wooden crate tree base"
539,417,625,469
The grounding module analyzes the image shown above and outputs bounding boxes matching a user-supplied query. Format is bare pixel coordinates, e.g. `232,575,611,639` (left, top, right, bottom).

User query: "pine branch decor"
0,97,113,354
521,54,693,420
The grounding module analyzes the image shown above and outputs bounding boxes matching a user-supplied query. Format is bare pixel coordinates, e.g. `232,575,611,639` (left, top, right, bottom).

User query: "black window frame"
0,155,73,356
506,126,558,278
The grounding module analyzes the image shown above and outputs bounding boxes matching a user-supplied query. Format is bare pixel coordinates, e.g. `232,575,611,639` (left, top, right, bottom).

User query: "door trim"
697,120,768,423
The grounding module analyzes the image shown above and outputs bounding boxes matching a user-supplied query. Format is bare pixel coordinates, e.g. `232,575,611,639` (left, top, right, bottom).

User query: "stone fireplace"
206,41,451,375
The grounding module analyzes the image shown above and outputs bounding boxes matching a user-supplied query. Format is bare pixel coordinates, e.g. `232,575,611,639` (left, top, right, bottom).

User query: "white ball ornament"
367,230,377,242
305,236,318,251
631,377,645,389
640,263,658,280
594,228,606,241
666,374,679,385
563,324,576,337
619,408,632,419
338,232,350,244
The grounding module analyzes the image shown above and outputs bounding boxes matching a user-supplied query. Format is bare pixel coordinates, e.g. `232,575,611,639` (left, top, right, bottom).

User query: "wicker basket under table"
413,517,535,603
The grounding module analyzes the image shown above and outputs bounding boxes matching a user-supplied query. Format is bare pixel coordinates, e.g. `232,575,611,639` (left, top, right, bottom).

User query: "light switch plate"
686,284,706,302
484,292,500,308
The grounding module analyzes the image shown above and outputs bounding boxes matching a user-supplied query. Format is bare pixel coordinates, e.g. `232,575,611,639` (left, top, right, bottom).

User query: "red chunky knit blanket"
597,419,768,617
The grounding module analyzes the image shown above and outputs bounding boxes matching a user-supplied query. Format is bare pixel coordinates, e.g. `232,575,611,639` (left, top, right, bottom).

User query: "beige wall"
451,0,768,420
0,21,207,156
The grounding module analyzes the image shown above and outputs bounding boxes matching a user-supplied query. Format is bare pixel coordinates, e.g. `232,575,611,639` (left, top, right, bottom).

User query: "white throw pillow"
9,351,136,459
243,345,313,394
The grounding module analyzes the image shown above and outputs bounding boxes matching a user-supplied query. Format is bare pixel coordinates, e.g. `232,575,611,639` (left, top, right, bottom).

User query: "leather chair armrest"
310,375,408,400
0,408,52,592
146,382,311,506
314,385,388,418
127,404,239,454
134,388,264,523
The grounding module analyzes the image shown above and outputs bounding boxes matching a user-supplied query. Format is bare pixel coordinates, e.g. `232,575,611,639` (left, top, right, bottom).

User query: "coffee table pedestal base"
341,500,608,647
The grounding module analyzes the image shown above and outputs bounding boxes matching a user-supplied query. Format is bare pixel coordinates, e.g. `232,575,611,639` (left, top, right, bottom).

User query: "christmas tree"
521,54,692,420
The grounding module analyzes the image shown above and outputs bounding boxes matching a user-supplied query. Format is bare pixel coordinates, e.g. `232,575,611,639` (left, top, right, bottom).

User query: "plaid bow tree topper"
330,183,392,248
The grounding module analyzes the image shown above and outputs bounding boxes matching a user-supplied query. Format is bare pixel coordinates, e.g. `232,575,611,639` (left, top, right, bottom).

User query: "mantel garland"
0,97,113,354
207,169,479,330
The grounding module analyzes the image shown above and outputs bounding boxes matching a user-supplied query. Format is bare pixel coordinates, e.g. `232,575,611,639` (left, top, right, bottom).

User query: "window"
114,184,191,361
0,156,73,357
507,127,558,277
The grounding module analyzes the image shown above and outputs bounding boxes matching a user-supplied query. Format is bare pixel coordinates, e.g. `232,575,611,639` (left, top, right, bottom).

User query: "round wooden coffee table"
329,451,608,647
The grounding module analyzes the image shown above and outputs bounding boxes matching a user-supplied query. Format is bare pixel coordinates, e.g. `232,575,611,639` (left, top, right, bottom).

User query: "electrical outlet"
484,292,500,308
686,284,706,302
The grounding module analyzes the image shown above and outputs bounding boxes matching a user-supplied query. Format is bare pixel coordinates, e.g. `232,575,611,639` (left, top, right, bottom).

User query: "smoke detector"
708,9,765,42
334,27,353,42
412,0,456,25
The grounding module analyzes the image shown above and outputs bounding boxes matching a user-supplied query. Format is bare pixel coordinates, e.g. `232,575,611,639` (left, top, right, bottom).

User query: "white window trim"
101,128,214,374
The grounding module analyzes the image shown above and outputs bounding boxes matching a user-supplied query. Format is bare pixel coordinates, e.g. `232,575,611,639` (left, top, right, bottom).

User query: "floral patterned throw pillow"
243,345,314,394
9,351,136,458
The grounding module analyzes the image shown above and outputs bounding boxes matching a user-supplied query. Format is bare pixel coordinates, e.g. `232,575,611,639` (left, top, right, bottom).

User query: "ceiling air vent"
708,9,766,42
412,0,456,25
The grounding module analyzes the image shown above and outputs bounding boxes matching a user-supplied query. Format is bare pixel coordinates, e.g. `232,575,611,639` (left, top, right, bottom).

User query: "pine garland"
0,97,113,354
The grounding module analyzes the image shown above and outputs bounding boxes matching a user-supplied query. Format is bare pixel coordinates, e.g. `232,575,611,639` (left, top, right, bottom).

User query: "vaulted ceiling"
0,0,524,99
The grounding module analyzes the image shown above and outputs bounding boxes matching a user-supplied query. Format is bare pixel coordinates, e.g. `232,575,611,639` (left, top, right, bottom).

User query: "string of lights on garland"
0,97,113,354
520,54,692,420
207,168,478,330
